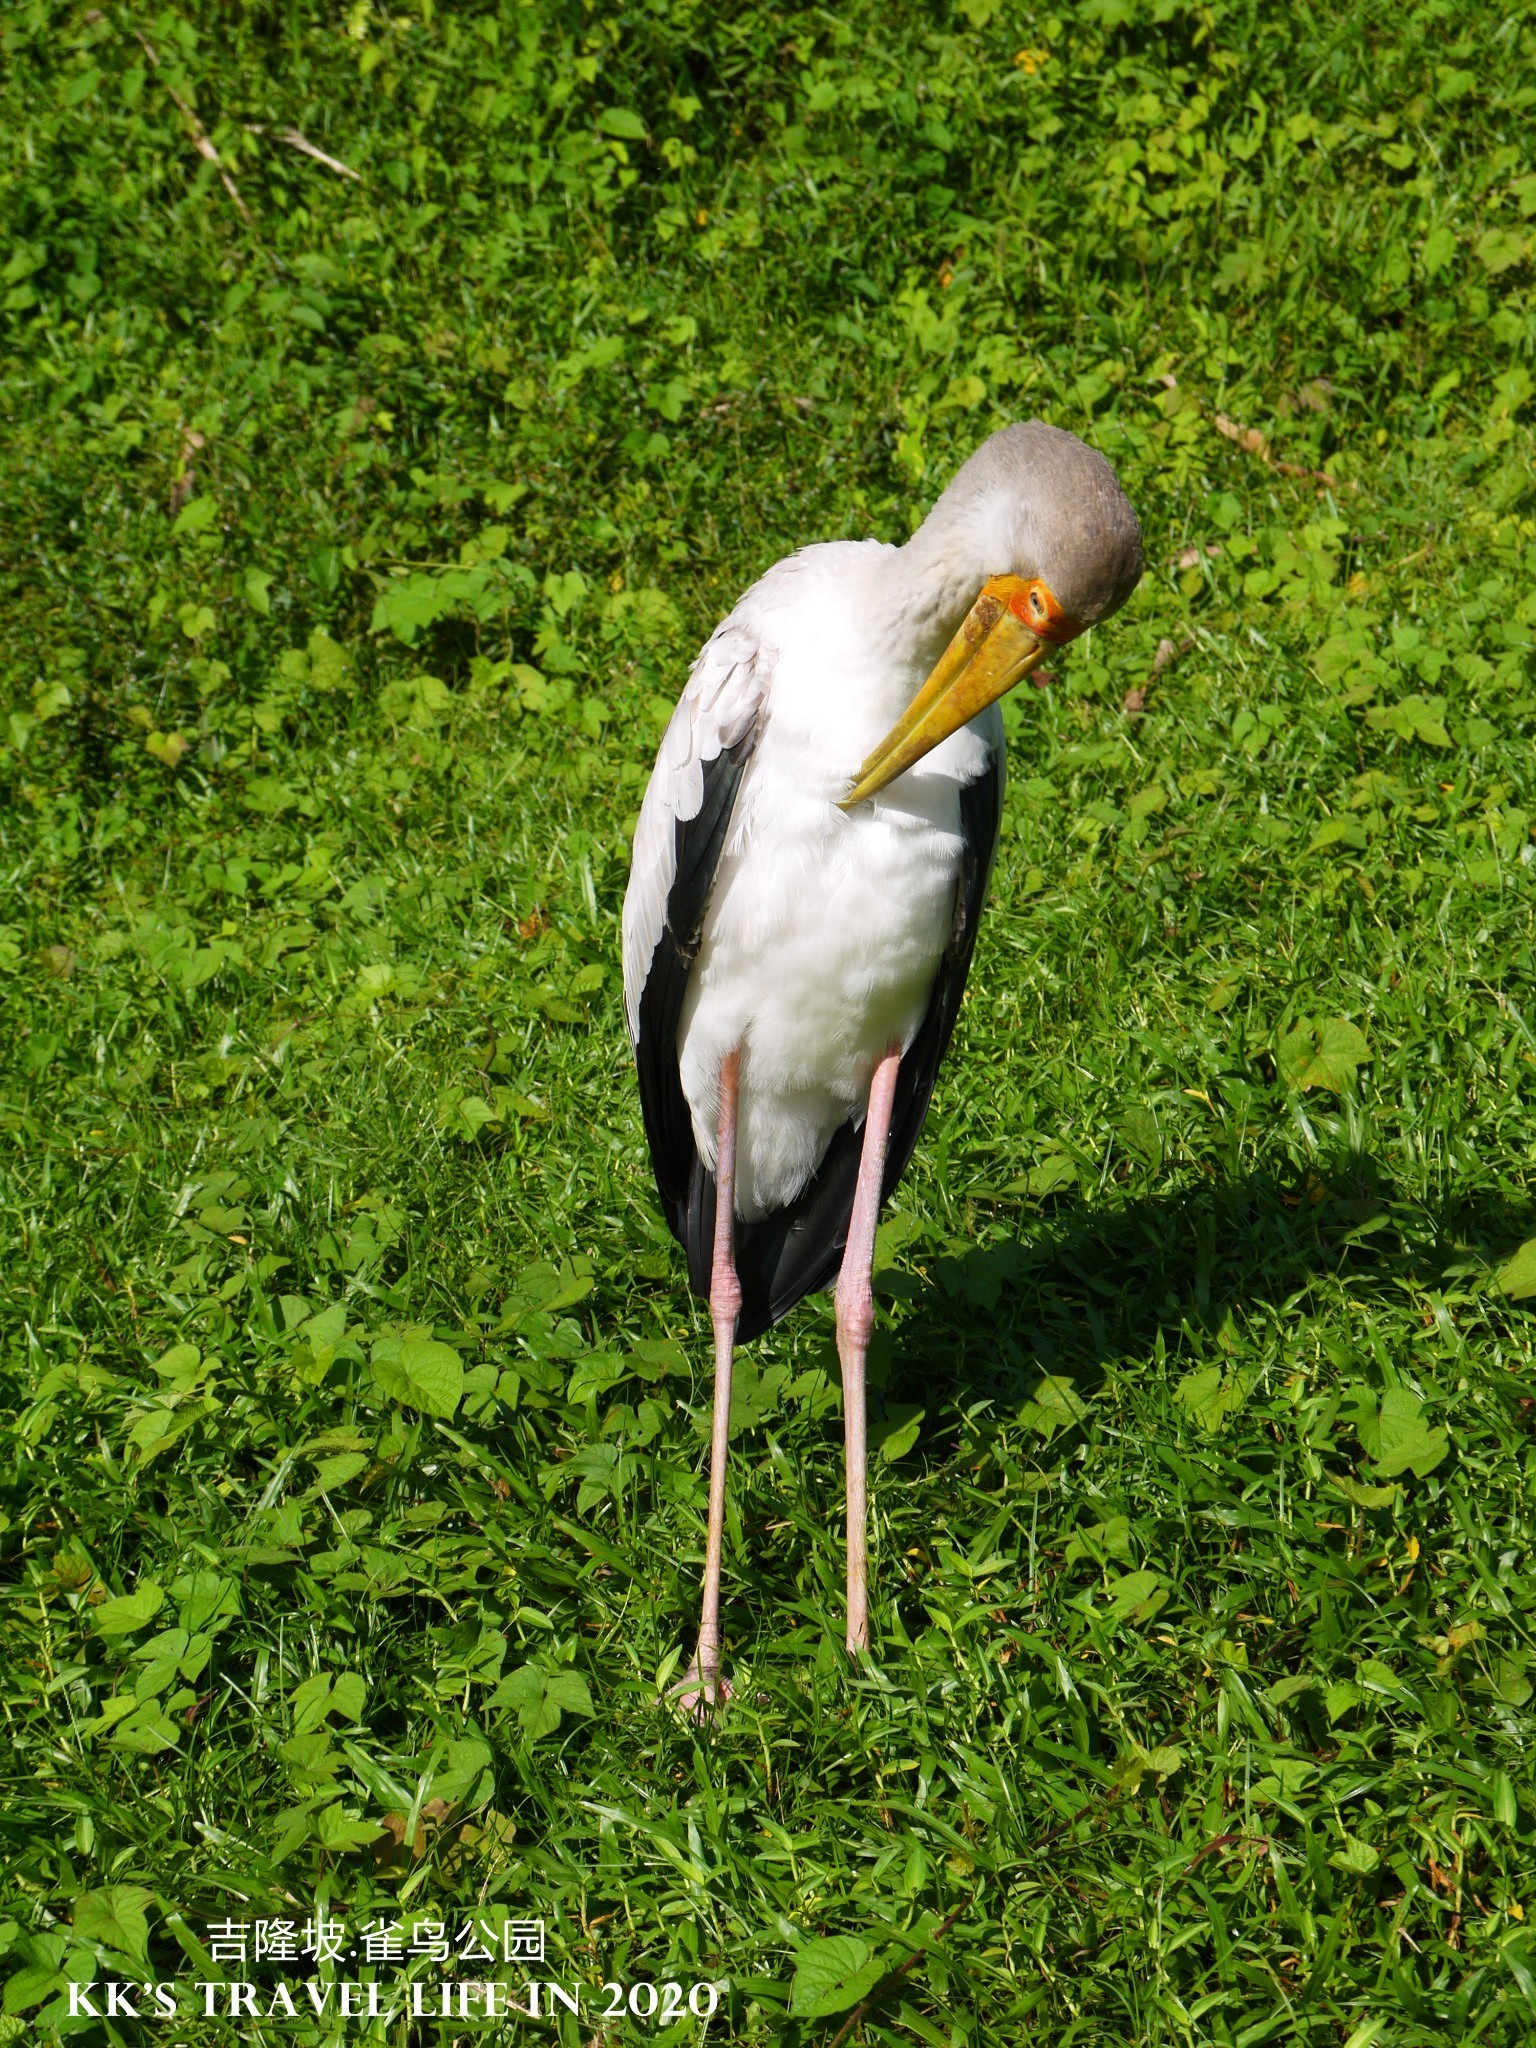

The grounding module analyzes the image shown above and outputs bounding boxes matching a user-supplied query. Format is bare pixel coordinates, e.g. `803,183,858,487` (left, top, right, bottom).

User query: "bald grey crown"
936,419,1144,627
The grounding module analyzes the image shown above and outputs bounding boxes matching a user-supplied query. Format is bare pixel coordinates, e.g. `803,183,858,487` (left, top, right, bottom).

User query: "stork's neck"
890,516,988,668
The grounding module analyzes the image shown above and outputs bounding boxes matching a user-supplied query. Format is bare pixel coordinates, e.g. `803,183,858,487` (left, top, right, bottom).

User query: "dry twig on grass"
133,30,254,226
244,123,360,181
1124,633,1194,716
1214,408,1342,490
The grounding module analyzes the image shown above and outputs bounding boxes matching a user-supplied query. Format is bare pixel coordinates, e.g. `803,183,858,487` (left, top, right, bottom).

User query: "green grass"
3,0,1536,2041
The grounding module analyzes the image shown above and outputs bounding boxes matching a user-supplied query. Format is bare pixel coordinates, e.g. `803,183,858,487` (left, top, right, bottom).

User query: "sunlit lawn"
3,1,1535,2041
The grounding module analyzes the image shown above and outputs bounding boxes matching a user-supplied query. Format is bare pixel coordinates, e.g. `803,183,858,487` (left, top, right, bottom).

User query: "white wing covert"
621,614,769,1043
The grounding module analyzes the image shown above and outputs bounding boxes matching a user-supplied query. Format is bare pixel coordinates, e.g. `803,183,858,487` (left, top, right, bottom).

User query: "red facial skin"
1008,579,1083,645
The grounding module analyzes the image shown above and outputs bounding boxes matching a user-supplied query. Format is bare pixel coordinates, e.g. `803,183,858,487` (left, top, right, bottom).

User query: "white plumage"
620,422,1143,1696
623,538,999,1219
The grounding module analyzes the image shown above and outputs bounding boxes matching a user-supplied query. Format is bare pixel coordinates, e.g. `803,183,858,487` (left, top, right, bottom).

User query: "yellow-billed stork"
622,421,1143,1706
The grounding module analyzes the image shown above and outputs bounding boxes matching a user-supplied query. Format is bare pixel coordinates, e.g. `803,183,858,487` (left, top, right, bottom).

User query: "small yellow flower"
696,207,710,226
1013,47,1049,74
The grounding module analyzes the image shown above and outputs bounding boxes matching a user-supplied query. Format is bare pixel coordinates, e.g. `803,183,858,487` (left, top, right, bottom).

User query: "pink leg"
679,1048,743,1713
835,1047,901,1655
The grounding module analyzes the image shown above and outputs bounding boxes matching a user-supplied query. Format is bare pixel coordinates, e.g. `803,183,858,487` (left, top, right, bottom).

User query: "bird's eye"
1029,589,1045,617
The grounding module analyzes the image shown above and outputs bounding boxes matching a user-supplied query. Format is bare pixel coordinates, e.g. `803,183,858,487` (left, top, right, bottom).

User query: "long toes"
669,1657,733,1721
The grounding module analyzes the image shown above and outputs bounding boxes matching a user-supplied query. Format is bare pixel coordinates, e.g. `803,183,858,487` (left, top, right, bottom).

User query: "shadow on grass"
875,1152,1536,1408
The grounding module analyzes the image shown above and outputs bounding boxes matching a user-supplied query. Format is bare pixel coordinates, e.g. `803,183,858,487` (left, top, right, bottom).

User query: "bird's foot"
670,1650,732,1721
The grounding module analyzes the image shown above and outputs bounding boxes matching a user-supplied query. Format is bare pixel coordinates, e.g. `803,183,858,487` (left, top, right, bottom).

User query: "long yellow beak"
839,575,1054,809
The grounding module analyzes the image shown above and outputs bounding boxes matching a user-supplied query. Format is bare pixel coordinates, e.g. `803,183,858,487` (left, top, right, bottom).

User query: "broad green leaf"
1364,694,1450,747
73,1886,153,1965
170,494,217,536
788,1936,885,2019
1490,1771,1518,1829
291,1671,366,1735
1495,1237,1536,1299
93,1582,165,1636
1325,1679,1368,1721
1064,1515,1133,1565
173,1572,240,1633
380,673,453,727
145,729,189,767
1328,1473,1398,1510
1489,1656,1533,1707
133,1648,187,1704
629,1338,686,1381
597,107,647,139
371,1336,464,1418
1356,1657,1406,1695
942,371,987,409
433,1626,507,1693
1266,1674,1316,1706
1175,1365,1256,1432
567,1352,627,1403
1423,1619,1484,1659
1103,1569,1165,1622
1278,1016,1371,1092
4,1964,65,2015
109,1704,180,1753
1329,1834,1380,1876
450,1089,499,1138
295,1301,349,1380
131,1626,190,1664
83,1696,138,1738
311,1803,380,1851
1491,365,1534,418
1258,1756,1317,1797
1018,1374,1090,1437
291,1673,334,1735
490,1664,592,1739
1475,226,1527,273
1368,1388,1450,1479
543,568,588,614
371,574,450,643
432,1735,495,1803
241,775,297,815
1115,1741,1183,1791
1420,223,1457,274
1307,814,1368,854
497,1260,595,1324
309,1450,369,1492
306,627,352,691
878,1412,922,1463
330,1672,367,1723
1117,1103,1162,1167
490,1087,549,1122
151,1342,203,1383
1024,1152,1076,1197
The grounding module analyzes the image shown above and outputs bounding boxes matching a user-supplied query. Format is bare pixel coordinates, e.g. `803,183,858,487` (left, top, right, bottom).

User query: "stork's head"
939,418,1144,633
842,421,1142,806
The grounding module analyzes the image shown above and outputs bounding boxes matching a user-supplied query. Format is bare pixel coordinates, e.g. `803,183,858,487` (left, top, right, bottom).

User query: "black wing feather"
637,743,1005,1345
634,734,756,1227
